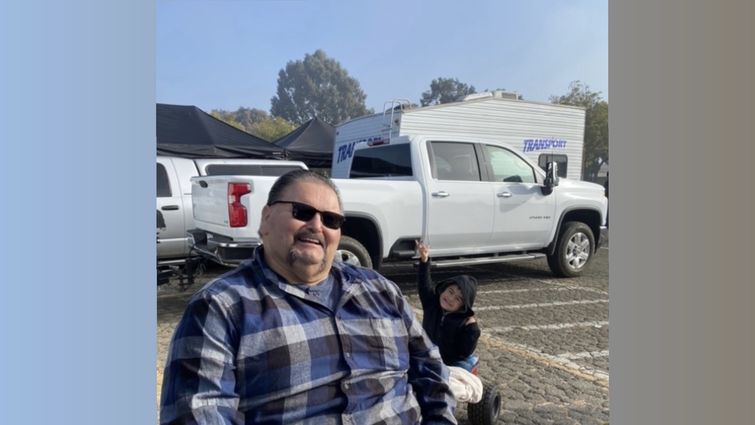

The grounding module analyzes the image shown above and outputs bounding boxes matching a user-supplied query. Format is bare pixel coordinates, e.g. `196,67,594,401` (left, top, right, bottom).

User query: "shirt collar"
250,246,353,298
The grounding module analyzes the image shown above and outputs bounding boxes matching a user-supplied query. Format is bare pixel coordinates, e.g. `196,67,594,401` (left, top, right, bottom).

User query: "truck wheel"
337,236,373,269
467,383,501,425
547,221,595,277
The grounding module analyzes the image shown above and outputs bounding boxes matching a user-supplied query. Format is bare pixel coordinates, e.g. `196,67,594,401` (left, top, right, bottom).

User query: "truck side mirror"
541,162,560,195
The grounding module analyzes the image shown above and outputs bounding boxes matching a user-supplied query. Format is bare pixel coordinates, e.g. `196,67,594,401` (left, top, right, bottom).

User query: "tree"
228,107,269,131
420,77,476,106
550,81,608,181
210,110,246,132
211,107,295,141
270,50,371,126
251,116,296,141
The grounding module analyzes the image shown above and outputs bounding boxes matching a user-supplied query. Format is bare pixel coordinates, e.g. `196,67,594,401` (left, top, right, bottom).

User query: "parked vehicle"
157,209,200,287
156,156,307,263
188,97,607,277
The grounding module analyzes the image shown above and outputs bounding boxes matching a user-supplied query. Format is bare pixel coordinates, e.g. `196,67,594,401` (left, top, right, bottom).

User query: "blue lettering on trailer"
336,142,356,163
522,138,567,152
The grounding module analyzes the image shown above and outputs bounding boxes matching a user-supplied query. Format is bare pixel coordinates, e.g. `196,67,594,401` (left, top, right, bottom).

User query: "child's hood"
437,274,478,312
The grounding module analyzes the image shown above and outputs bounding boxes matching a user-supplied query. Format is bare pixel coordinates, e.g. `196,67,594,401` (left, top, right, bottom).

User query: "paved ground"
157,242,609,424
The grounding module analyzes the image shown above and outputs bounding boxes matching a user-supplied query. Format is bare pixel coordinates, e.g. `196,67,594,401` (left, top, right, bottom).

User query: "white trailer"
332,92,586,181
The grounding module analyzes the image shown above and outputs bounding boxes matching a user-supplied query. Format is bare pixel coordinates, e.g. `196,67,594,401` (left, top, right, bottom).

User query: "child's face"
439,284,464,312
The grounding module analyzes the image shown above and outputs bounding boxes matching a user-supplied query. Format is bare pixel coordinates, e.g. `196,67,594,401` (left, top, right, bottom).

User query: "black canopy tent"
273,118,336,168
156,103,282,159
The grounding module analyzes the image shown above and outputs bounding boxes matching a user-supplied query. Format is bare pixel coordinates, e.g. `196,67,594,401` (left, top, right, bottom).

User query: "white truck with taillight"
188,95,607,277
156,156,307,263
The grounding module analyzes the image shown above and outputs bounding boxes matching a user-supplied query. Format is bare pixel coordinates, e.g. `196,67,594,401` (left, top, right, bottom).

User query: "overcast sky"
157,0,607,114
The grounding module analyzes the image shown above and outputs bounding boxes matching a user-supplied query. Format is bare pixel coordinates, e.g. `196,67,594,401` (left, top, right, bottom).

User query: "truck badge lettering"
522,138,567,152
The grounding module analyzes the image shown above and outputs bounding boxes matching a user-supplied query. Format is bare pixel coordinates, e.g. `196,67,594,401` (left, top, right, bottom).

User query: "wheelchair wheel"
467,383,501,425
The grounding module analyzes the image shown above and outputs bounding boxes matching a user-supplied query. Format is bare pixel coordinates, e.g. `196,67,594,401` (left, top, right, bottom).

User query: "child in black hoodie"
416,240,481,370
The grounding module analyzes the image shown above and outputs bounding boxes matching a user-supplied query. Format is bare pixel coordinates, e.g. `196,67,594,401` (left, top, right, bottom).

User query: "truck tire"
337,236,373,269
467,383,501,425
547,221,595,277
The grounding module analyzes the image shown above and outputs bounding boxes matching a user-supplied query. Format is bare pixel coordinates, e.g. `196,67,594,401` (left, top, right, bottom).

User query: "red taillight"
228,182,251,228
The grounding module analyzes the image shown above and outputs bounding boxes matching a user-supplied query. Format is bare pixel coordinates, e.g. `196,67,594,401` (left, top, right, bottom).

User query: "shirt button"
345,352,351,358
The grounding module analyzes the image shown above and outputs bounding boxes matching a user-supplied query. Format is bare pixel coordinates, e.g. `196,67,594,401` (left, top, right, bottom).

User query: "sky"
157,0,607,115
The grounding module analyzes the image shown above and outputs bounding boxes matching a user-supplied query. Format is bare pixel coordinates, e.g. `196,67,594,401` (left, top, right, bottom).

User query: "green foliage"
550,81,608,181
252,116,296,141
226,107,269,131
420,77,477,106
210,110,247,132
270,50,371,126
211,107,294,141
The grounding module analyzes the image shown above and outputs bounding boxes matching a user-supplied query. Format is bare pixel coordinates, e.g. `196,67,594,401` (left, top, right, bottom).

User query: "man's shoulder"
335,262,401,293
192,261,268,303
335,261,380,281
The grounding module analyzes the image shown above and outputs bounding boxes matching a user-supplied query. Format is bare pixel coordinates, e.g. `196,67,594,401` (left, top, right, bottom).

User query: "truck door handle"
431,191,450,198
497,192,513,198
161,205,179,211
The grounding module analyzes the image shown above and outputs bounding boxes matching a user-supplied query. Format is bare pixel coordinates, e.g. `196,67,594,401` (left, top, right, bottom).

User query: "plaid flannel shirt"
160,248,457,425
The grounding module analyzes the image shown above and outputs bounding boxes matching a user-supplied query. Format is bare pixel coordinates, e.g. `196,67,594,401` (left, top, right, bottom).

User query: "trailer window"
350,144,412,178
484,145,536,183
157,163,172,198
429,142,481,181
538,154,567,178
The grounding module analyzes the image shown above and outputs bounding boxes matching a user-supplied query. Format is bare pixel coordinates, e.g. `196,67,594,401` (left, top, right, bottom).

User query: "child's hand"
415,240,430,263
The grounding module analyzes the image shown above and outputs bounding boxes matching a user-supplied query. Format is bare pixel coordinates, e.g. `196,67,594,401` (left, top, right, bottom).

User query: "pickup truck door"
482,144,556,248
423,141,495,253
156,158,193,259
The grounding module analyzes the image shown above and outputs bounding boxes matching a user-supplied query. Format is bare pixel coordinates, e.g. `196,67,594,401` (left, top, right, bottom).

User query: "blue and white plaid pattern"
160,249,457,425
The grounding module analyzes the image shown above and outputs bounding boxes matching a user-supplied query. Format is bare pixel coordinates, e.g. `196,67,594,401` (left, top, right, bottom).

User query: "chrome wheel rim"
337,249,362,266
565,231,591,271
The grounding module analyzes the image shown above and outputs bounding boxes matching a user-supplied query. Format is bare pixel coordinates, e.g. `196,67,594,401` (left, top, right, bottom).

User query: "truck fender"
340,213,384,269
546,207,603,256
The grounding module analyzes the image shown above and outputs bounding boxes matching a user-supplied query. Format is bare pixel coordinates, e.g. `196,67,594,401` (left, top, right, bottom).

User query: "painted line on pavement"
478,286,599,295
534,279,609,296
486,321,609,333
476,299,608,311
559,350,610,360
479,333,610,388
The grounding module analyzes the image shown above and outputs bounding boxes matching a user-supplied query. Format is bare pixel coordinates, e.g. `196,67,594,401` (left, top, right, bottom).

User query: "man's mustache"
294,230,326,248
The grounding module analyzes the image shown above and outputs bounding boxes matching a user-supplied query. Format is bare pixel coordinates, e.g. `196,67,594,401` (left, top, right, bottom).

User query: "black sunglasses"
268,200,345,230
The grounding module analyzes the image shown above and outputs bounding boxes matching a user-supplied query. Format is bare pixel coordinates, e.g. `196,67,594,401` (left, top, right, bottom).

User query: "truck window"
205,164,303,177
157,163,172,197
538,154,568,178
429,142,481,181
484,145,536,183
350,144,412,178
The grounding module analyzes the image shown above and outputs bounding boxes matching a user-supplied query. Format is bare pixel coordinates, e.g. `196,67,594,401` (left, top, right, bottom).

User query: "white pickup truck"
188,133,607,277
156,156,307,263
